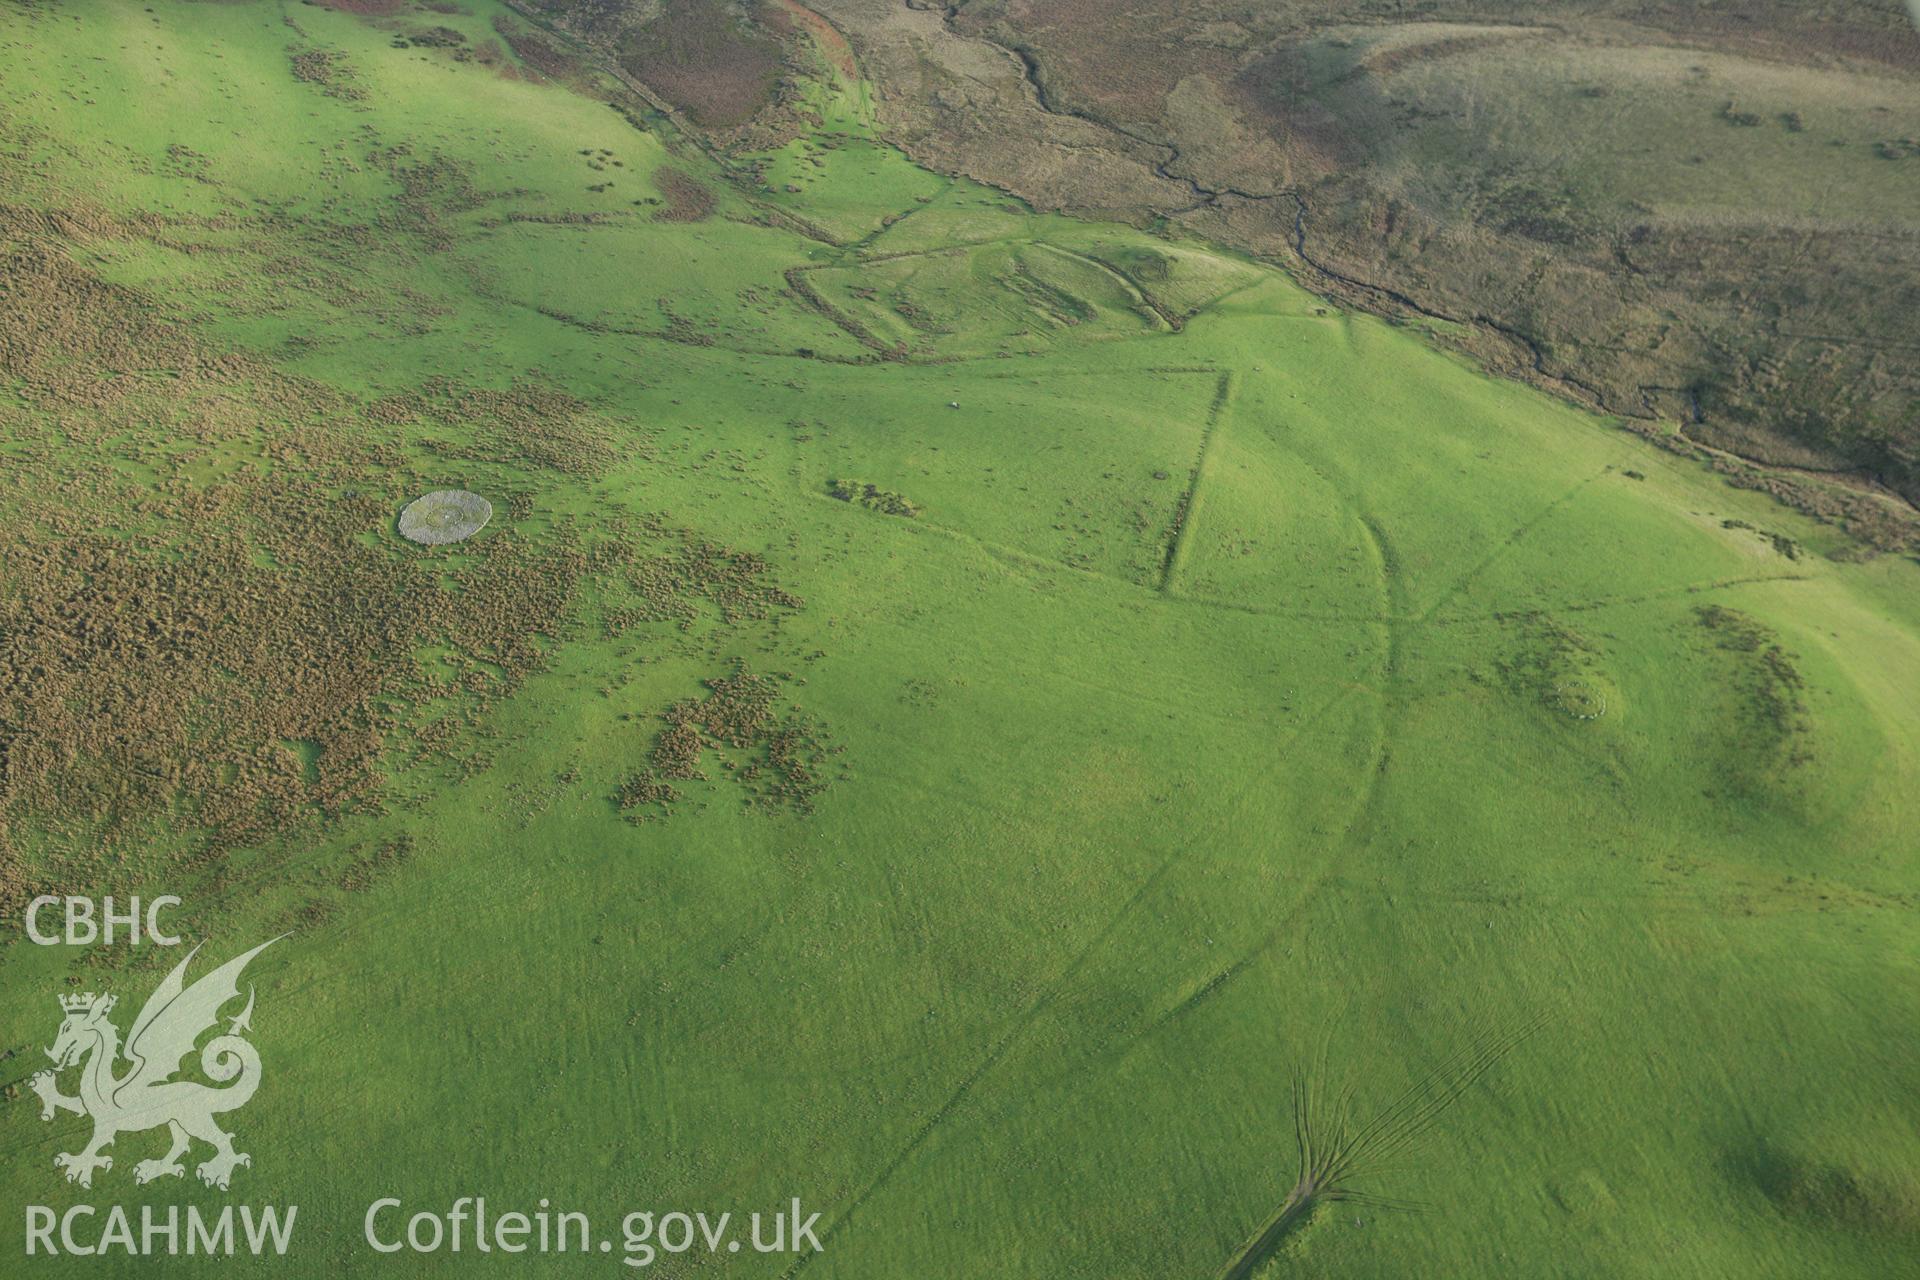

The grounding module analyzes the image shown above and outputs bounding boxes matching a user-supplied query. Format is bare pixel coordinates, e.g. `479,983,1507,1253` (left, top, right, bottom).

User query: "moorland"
0,3,1916,1277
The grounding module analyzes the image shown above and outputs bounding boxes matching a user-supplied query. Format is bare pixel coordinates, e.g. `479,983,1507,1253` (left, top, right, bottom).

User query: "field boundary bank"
1159,371,1235,593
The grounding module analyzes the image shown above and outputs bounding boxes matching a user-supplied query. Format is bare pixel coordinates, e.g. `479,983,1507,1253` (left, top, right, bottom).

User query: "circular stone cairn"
397,490,492,545
1552,681,1608,721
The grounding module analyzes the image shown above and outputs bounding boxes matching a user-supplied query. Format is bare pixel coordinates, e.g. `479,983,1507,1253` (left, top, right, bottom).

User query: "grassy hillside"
813,0,1920,519
0,3,1916,1278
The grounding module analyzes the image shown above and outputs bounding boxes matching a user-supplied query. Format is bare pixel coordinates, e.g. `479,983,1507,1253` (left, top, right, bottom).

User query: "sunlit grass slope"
0,4,1915,1278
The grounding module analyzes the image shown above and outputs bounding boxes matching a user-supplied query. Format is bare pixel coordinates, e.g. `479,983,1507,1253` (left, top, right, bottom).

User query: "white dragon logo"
30,938,280,1191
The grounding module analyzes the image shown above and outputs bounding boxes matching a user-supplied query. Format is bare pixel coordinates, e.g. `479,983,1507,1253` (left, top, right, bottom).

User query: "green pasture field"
0,3,1915,1278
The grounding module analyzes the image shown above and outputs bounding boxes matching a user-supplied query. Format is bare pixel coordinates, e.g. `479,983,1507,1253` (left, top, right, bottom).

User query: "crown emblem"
59,992,111,1015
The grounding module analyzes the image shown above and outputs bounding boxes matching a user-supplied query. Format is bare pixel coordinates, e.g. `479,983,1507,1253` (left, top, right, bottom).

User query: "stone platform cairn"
398,490,491,545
